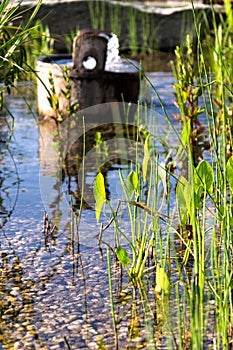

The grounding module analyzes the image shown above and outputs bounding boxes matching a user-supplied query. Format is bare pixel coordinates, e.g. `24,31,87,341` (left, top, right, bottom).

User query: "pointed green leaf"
94,172,106,201
116,246,132,267
93,172,106,222
142,134,150,181
155,264,170,294
127,170,139,198
176,176,189,226
181,120,191,146
183,181,192,218
194,160,214,196
193,160,214,210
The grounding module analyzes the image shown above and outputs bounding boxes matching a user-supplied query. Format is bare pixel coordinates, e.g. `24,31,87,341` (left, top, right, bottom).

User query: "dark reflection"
66,122,145,209
39,102,148,216
0,115,20,229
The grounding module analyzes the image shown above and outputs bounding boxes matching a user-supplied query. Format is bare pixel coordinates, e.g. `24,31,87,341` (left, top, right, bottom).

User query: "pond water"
0,70,207,349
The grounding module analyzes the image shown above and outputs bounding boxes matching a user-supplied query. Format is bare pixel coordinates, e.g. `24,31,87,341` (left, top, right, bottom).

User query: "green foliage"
97,336,108,350
204,0,233,141
194,160,214,205
181,119,191,146
1,0,233,347
94,131,109,158
24,19,54,77
47,72,59,110
116,246,132,268
62,65,79,116
63,27,79,54
142,134,150,182
155,264,170,294
93,172,107,222
0,0,42,102
88,5,233,346
47,71,62,122
109,1,121,38
141,12,157,53
47,66,79,122
158,161,168,197
127,170,140,198
95,131,163,281
119,169,140,201
176,176,191,226
128,6,138,54
176,160,214,226
172,34,207,165
87,0,158,54
88,0,105,30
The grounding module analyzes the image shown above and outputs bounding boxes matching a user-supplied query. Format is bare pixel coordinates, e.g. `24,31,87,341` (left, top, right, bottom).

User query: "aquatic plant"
63,26,79,54
90,2,233,347
174,1,233,347
47,65,79,123
87,0,158,54
1,0,233,348
88,0,105,30
203,0,233,156
171,34,209,166
23,19,54,77
0,0,43,229
93,125,168,279
0,0,42,107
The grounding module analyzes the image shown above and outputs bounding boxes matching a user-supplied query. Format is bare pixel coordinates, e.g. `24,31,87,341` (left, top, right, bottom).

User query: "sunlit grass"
1,0,232,348
92,1,233,348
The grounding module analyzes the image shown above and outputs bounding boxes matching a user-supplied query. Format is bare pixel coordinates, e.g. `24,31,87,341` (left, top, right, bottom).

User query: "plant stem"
107,248,118,349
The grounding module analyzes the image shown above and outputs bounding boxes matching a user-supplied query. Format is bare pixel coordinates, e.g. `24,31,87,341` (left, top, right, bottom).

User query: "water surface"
0,73,182,349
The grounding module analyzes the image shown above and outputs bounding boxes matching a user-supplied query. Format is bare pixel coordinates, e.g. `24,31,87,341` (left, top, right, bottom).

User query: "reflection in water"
0,75,186,349
39,101,175,246
0,114,20,229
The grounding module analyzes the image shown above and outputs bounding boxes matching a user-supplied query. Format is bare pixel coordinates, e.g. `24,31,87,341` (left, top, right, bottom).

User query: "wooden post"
72,29,108,73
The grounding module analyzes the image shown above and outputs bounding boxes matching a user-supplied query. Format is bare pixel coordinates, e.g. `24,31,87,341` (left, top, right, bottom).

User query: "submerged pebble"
0,77,191,349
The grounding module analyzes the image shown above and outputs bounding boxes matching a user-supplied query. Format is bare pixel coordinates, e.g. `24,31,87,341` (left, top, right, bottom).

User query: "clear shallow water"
0,73,197,349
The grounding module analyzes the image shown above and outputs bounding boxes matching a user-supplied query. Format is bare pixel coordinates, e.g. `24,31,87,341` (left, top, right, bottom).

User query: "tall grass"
91,0,233,348
197,1,233,346
36,0,233,345
6,0,230,347
24,19,54,78
0,0,42,104
88,0,157,53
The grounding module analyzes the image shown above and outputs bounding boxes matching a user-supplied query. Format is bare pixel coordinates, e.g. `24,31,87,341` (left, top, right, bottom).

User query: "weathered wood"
72,30,108,73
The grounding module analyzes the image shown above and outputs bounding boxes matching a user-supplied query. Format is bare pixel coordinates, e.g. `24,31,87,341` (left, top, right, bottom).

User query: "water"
0,73,191,349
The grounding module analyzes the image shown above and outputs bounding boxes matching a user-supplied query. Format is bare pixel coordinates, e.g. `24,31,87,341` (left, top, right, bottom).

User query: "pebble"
67,324,79,331
10,288,20,297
